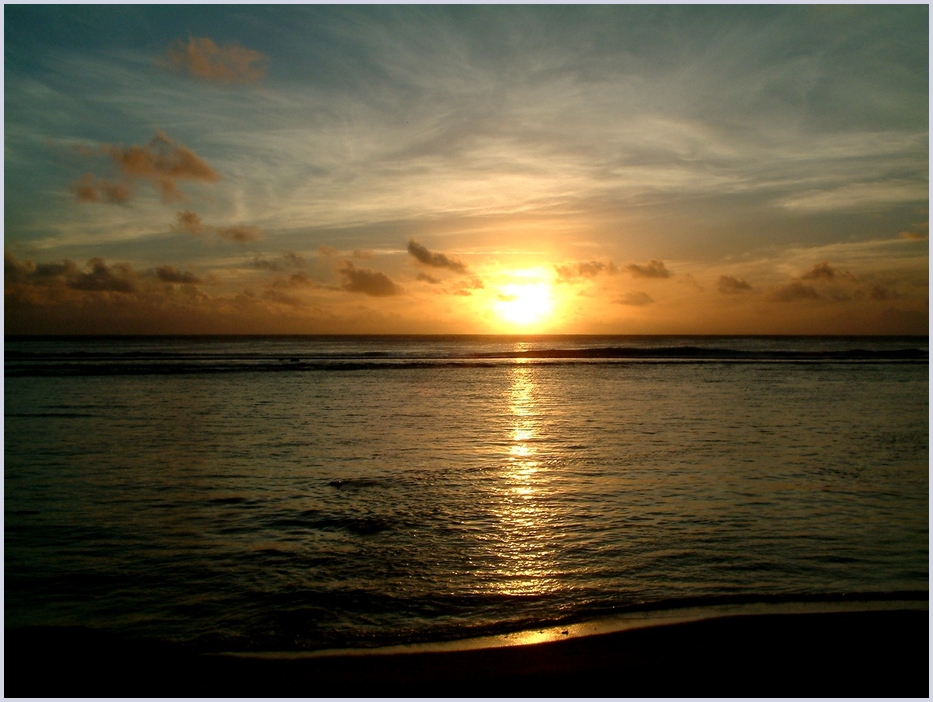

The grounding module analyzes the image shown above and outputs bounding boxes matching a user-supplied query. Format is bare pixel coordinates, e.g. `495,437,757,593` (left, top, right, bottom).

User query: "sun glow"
494,281,554,326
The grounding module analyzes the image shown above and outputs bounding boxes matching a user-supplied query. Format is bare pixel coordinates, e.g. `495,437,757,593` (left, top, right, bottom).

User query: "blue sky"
5,5,928,334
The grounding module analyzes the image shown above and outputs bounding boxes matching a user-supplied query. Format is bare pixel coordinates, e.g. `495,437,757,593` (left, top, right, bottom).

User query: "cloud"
104,131,219,201
5,249,57,283
626,260,671,278
407,239,467,273
262,289,304,307
800,261,836,281
317,247,379,259
173,210,208,236
68,258,138,293
266,271,322,293
165,36,270,85
155,266,201,284
18,5,919,245
339,261,402,296
615,291,654,306
251,251,307,271
449,276,485,296
5,250,137,294
417,272,441,284
5,251,80,285
4,251,435,335
77,131,220,204
717,275,753,294
771,282,821,302
71,173,133,204
555,260,617,282
899,231,927,240
4,250,218,301
796,261,860,294
280,272,319,288
4,249,29,280
216,225,261,243
173,210,262,243
778,181,928,212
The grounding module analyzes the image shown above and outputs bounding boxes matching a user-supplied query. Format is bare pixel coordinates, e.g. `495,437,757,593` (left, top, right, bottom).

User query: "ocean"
4,335,928,653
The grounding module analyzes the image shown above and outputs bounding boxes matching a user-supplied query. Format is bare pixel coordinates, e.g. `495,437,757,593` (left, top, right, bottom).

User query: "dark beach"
5,606,928,697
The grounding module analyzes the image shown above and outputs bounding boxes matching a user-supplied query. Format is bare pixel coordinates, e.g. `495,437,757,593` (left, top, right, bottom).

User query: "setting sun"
494,281,554,326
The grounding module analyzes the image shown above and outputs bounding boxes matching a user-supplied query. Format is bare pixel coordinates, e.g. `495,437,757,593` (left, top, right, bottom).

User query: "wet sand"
5,608,928,697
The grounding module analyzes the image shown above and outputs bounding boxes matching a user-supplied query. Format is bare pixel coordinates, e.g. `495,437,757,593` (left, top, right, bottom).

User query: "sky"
4,5,928,335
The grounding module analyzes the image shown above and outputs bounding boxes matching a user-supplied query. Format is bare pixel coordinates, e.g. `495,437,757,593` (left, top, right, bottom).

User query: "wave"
5,344,927,377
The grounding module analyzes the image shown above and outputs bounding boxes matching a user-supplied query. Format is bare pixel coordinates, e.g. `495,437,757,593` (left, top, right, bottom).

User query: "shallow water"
4,336,928,651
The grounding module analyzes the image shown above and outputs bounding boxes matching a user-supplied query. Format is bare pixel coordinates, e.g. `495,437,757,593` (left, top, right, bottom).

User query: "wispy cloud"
22,8,919,243
778,180,928,212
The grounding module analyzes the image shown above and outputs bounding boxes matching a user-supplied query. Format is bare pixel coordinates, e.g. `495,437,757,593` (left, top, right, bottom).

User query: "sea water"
4,336,928,651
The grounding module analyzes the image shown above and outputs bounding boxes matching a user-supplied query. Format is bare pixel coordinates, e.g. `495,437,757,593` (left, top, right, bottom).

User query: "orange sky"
5,6,928,335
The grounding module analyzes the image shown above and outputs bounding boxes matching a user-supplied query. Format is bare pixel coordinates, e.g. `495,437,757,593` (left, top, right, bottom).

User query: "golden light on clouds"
4,7,928,335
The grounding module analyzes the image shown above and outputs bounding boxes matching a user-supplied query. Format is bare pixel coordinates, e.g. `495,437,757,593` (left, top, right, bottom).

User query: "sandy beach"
5,606,927,697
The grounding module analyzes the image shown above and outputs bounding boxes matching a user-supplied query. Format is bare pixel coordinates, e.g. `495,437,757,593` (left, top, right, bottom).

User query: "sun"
494,281,554,326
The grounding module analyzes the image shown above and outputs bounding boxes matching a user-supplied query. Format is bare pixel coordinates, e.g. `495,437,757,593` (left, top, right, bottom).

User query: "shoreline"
6,600,928,697
225,595,929,660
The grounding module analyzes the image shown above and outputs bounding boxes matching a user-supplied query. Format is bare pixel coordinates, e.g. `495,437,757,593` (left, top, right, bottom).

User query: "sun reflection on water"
490,364,560,596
